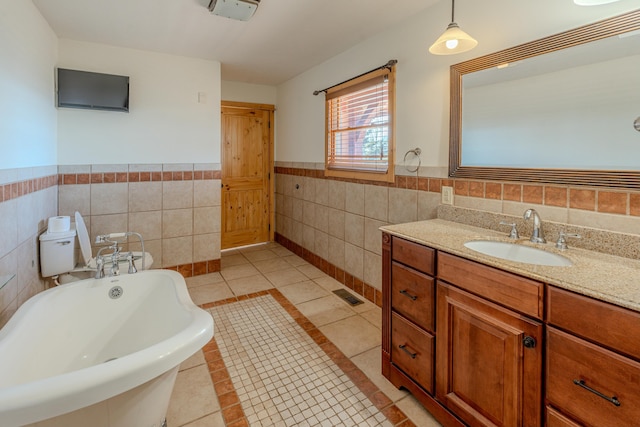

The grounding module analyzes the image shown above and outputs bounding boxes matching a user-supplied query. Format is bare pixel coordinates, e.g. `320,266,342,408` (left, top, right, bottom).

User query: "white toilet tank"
39,229,77,277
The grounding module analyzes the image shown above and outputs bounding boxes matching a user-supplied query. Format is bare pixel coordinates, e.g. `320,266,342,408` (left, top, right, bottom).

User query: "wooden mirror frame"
449,9,640,189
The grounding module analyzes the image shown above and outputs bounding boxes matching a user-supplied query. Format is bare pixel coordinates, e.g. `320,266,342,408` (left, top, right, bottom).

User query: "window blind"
326,70,390,173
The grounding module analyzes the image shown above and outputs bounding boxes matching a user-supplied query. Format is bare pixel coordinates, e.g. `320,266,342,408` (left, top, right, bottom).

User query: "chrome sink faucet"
523,208,546,243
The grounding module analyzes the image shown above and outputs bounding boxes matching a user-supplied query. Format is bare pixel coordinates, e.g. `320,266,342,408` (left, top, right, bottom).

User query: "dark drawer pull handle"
399,289,417,301
573,379,621,407
398,344,417,359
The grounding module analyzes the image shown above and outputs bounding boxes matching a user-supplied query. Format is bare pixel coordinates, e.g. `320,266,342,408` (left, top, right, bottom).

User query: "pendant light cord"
451,0,456,23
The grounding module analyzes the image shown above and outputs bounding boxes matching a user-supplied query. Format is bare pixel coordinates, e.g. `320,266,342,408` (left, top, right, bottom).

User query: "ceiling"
32,0,440,86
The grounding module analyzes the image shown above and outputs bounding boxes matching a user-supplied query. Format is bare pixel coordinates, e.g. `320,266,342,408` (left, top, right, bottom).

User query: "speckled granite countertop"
381,219,640,313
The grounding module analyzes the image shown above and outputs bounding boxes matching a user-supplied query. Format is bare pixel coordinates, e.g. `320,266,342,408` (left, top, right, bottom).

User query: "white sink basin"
464,240,572,267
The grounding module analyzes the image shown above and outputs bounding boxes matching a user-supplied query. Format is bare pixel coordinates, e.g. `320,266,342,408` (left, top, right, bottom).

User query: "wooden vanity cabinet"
383,232,640,427
382,235,543,427
545,286,640,427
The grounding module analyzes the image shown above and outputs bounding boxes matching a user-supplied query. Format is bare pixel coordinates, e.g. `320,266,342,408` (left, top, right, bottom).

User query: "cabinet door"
436,282,543,427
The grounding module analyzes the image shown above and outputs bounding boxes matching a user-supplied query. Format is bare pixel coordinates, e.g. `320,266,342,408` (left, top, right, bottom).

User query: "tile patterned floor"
167,242,442,427
214,293,390,427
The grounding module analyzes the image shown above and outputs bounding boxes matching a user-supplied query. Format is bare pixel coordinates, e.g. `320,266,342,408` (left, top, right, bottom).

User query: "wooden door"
436,281,543,427
221,102,274,249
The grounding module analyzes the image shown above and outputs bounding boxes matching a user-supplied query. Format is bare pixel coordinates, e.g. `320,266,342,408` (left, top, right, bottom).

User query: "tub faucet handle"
110,250,120,276
95,256,105,279
127,252,137,274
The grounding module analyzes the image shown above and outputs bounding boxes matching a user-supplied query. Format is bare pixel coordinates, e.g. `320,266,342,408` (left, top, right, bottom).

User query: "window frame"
324,65,396,183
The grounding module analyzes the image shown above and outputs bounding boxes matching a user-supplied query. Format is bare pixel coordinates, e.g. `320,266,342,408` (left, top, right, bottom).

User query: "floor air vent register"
333,289,364,306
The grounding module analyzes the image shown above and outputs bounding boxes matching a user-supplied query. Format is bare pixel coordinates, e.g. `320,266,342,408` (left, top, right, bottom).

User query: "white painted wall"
221,81,277,106
274,0,638,169
57,40,221,165
0,0,58,170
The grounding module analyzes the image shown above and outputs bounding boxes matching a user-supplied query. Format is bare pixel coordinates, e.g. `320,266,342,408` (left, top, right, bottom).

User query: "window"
324,65,395,182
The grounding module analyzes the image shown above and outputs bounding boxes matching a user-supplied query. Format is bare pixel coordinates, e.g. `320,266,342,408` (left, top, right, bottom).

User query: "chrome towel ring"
403,148,422,173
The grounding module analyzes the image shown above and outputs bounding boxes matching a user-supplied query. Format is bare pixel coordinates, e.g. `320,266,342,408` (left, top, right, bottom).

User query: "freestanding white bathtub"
0,269,214,427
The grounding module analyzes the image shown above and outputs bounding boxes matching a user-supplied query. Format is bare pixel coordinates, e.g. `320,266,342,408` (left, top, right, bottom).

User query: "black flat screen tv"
57,68,129,112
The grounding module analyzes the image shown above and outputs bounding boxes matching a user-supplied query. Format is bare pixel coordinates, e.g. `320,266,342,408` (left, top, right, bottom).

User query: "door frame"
220,100,275,245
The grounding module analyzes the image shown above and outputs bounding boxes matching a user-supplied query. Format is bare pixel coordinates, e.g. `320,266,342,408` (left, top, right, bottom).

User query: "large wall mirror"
450,10,640,189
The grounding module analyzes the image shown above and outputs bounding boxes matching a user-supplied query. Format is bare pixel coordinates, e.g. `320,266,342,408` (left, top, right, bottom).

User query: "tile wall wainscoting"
58,163,223,279
3,159,639,328
0,166,59,328
274,163,442,307
274,162,640,305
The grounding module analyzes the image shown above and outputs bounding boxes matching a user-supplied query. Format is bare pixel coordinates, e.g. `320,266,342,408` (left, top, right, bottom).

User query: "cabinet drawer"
437,252,543,319
391,262,435,332
547,286,640,359
391,237,435,275
547,327,640,427
391,312,434,394
546,406,583,427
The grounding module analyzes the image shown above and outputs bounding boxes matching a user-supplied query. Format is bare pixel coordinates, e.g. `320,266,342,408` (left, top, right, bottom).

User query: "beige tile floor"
167,242,441,427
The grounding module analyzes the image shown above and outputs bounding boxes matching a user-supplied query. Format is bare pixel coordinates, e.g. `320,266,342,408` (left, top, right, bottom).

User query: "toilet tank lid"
39,228,76,241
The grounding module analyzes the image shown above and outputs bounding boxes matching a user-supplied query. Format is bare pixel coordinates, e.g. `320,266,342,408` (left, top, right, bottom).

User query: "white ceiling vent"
208,0,260,21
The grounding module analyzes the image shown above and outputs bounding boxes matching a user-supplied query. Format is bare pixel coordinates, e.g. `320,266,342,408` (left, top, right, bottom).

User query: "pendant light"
429,0,478,55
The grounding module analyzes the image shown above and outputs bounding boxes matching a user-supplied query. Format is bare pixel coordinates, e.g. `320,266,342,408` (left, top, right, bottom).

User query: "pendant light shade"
429,0,477,55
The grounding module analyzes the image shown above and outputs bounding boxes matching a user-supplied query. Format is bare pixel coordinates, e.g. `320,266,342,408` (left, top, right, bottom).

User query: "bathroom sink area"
464,240,572,267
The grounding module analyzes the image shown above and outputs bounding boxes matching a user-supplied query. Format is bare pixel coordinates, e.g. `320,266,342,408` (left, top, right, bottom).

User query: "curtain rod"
312,59,397,96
